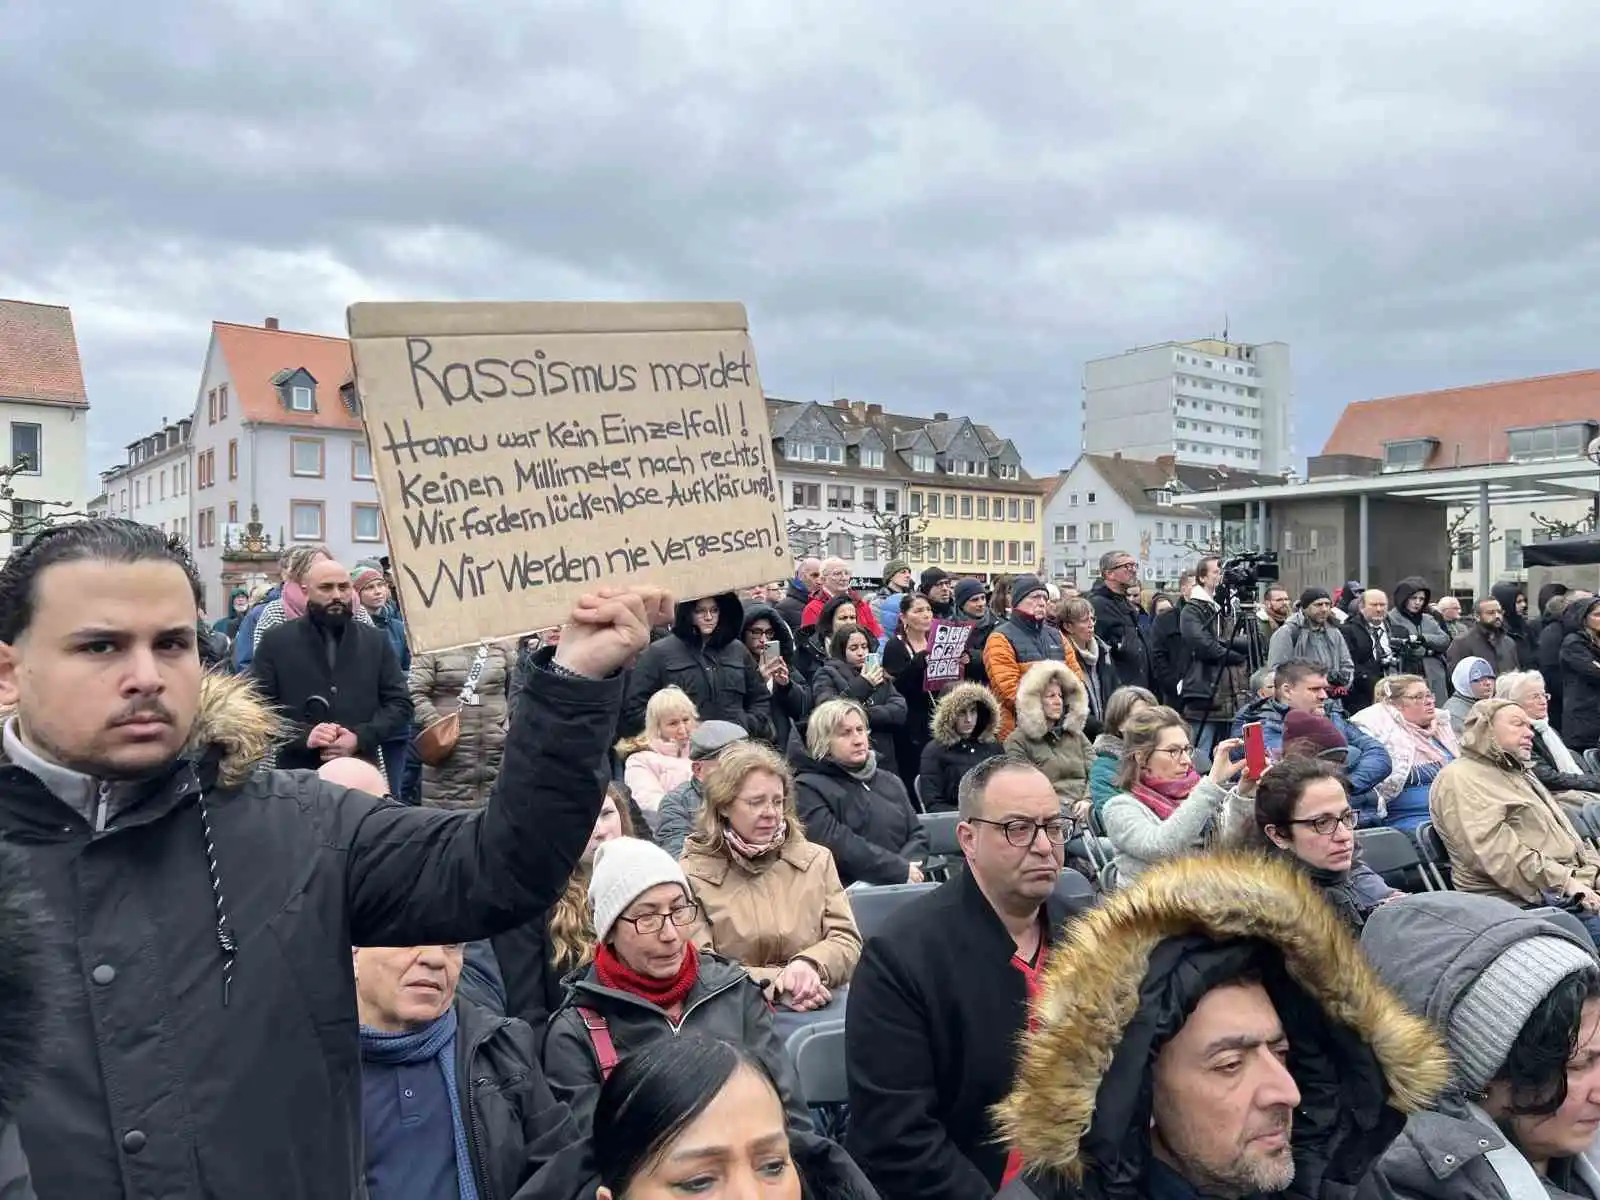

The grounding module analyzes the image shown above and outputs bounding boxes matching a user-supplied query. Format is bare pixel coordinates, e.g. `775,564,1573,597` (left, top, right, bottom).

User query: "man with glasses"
1089,549,1154,692
847,758,1091,1200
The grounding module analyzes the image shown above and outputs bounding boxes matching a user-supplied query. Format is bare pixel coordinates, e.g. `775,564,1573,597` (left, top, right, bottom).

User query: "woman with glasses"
542,837,814,1139
1498,671,1600,810
681,743,861,1018
1247,758,1400,930
1101,706,1246,882
1350,674,1460,833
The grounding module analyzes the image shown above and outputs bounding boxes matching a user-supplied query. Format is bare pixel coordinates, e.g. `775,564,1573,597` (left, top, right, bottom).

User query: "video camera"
1216,551,1281,608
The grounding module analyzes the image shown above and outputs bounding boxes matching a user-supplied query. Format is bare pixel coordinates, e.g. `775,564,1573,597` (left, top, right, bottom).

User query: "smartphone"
761,642,781,666
1244,722,1268,780
864,651,883,673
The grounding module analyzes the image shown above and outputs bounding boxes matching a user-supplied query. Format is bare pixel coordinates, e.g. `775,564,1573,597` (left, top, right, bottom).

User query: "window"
927,539,941,562
1456,546,1474,571
1086,491,1097,504
1156,521,1165,539
1069,493,1079,506
910,453,935,472
1066,523,1078,541
8,423,40,474
787,442,845,465
196,507,214,549
860,447,885,470
291,437,324,477
1509,422,1596,463
353,441,374,480
791,483,820,509
944,538,958,560
992,539,1005,562
1199,524,1210,541
996,463,1020,480
861,487,877,512
159,472,166,501
9,501,41,550
1023,500,1035,522
1008,499,1020,522
1088,521,1116,542
197,450,215,489
290,385,314,413
228,439,238,480
1382,439,1435,473
956,459,988,477
1053,524,1065,542
1008,541,1021,564
218,384,228,419
910,492,923,516
925,492,939,515
826,484,854,511
827,532,855,560
943,495,956,518
1186,524,1195,540
354,503,383,542
227,501,238,524
960,539,973,563
1505,529,1524,569
960,496,972,519
291,501,325,541
977,541,988,563
882,490,898,514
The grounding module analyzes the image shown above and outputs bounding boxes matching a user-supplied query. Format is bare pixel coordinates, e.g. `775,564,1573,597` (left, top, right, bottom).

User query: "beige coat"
682,834,862,990
408,641,515,810
1004,660,1093,805
1429,698,1600,905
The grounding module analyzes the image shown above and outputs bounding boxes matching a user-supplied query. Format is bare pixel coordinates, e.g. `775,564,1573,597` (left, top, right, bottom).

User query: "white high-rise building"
1081,338,1293,476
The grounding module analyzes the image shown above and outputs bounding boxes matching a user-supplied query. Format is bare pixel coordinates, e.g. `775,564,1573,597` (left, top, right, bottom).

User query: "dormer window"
1508,422,1596,464
1382,438,1437,473
291,386,314,412
859,447,885,470
1148,487,1175,507
995,463,1020,480
953,459,988,477
910,453,935,472
786,442,844,465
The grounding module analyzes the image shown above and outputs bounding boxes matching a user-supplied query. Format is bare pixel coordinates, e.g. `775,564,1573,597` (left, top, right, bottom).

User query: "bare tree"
1530,509,1598,540
0,456,90,549
838,504,933,562
1446,509,1501,562
785,518,827,559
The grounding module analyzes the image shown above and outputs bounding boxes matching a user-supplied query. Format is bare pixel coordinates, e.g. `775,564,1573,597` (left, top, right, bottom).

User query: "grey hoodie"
1361,893,1600,1200
1267,607,1355,687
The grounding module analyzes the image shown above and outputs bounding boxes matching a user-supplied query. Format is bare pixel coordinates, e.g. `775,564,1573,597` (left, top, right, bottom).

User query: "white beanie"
588,837,690,944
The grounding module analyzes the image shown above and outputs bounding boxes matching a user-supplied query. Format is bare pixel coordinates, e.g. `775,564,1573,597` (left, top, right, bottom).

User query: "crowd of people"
3,520,1600,1200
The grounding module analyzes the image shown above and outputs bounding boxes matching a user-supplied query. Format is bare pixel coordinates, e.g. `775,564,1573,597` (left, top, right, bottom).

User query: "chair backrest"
1088,807,1108,839
913,775,926,811
1097,859,1119,893
786,1020,848,1107
1052,868,1097,910
1412,821,1453,890
848,882,939,940
1354,827,1423,888
920,811,962,857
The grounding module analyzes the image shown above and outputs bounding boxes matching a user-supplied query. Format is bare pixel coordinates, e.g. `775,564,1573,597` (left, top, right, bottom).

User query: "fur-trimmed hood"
1014,661,1088,741
930,682,1001,747
995,853,1449,1193
0,671,281,792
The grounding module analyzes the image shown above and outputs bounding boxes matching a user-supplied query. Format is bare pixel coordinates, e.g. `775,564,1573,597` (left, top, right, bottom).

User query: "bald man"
778,557,823,630
1341,588,1398,714
318,756,392,798
251,558,413,772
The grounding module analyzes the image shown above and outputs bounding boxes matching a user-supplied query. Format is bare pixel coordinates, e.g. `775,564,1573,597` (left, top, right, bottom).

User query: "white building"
97,418,192,542
1082,337,1293,477
1042,453,1281,589
188,318,381,617
0,299,91,560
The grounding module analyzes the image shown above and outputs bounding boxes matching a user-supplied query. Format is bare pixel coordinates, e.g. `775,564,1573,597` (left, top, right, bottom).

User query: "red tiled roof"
212,321,359,430
1322,369,1600,468
0,299,89,408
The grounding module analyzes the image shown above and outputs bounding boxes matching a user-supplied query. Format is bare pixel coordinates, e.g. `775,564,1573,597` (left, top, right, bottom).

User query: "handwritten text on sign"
348,302,787,653
923,620,974,692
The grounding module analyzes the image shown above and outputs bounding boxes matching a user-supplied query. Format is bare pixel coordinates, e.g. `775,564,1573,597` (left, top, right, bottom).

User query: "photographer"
1176,556,1251,756
1268,587,1355,700
1387,576,1451,704
1341,589,1403,715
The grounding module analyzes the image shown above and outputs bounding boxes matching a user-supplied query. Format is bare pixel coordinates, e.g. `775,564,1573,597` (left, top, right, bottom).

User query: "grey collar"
2,717,134,831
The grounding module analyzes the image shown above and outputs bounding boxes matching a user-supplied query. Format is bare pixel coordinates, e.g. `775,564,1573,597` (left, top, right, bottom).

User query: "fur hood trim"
1014,661,1088,741
187,672,284,789
994,851,1449,1178
929,683,1001,747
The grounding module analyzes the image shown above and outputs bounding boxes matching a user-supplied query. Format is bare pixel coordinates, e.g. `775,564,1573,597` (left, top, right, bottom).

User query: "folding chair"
1413,822,1453,891
785,1020,849,1140
1052,867,1097,912
1355,827,1430,892
1097,859,1120,893
847,882,938,940
913,775,927,813
918,811,961,880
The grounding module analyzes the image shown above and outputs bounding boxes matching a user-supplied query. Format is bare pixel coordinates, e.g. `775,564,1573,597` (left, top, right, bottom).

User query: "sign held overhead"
348,301,786,653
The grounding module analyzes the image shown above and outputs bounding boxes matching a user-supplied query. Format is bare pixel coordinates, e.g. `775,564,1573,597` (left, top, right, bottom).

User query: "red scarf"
595,941,700,1012
1130,769,1201,820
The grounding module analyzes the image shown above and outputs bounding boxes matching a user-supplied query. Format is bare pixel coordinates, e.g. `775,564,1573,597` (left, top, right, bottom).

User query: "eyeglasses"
1151,745,1194,760
967,817,1070,847
616,903,701,935
1287,810,1358,837
1112,561,1137,572
1398,692,1433,704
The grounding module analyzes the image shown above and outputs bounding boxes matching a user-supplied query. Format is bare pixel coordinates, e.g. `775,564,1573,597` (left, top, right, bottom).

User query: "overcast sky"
3,0,1597,487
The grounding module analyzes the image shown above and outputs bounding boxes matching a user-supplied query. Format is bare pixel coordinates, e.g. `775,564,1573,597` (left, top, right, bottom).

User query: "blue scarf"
358,1007,481,1200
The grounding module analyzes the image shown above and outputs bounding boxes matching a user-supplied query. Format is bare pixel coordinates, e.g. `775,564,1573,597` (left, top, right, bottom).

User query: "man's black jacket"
251,613,413,771
0,664,618,1199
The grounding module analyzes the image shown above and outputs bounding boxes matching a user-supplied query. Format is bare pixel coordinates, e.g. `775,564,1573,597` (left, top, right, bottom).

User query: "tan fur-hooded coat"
994,853,1449,1200
1004,661,1093,805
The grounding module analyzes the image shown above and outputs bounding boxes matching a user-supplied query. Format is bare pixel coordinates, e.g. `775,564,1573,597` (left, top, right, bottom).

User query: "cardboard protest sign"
347,301,786,653
923,620,973,691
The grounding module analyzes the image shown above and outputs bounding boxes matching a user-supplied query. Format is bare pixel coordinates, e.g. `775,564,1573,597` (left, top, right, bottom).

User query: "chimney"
933,411,949,421
867,403,882,415
1113,451,1122,459
851,400,867,415
833,397,850,410
264,316,280,331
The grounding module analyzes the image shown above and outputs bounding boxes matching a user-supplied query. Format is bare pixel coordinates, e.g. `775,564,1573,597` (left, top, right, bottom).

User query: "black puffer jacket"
621,593,771,738
1177,592,1248,721
0,847,42,1200
0,664,619,1200
811,659,908,776
1089,580,1153,690
742,602,811,753
790,743,928,886
1561,597,1600,752
917,683,1004,812
542,952,810,1135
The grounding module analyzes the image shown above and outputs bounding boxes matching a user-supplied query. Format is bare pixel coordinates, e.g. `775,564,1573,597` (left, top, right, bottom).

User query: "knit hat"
1447,936,1600,1093
1011,575,1049,607
688,720,748,762
1298,586,1331,609
953,578,986,613
883,560,911,583
351,565,384,591
1281,710,1347,754
588,837,690,944
920,567,950,593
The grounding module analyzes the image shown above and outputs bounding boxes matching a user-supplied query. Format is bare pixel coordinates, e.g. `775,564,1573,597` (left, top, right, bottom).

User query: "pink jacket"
623,740,694,811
